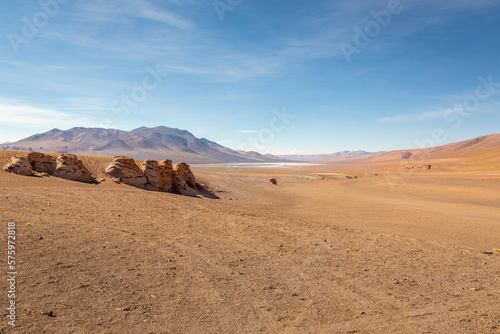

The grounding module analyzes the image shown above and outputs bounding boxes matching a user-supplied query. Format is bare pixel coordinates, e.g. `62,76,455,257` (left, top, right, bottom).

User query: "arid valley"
1,134,499,333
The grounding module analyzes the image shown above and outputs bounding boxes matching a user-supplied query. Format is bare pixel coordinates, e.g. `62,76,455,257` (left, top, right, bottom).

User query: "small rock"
41,310,56,317
269,178,277,185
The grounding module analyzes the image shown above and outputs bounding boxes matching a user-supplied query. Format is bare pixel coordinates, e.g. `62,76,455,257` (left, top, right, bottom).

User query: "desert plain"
0,143,499,333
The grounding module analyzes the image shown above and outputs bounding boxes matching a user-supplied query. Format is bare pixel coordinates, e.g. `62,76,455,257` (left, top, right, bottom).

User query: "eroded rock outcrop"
172,162,197,197
158,159,174,193
173,162,196,188
105,156,147,189
27,152,56,174
141,159,160,191
3,156,33,176
104,156,197,196
53,154,94,183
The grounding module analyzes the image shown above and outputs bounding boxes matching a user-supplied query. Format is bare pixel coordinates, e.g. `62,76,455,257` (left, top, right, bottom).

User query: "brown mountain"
277,150,384,162
368,134,500,163
298,133,500,174
1,126,283,164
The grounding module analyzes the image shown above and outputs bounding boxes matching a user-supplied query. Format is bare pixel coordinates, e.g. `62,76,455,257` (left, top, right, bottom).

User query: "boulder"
173,162,195,188
3,156,33,176
141,159,160,191
27,152,56,174
105,156,147,189
53,154,94,183
158,159,174,193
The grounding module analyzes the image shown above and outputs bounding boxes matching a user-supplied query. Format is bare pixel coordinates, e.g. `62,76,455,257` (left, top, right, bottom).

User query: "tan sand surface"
0,151,499,333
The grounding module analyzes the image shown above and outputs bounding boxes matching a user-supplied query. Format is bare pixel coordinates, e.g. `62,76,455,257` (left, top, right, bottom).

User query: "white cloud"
378,106,465,122
134,3,194,30
238,130,260,133
0,99,96,128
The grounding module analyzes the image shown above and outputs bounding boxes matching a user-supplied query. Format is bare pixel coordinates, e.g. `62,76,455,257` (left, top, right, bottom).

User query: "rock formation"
405,164,432,170
105,156,147,189
171,162,197,197
173,162,196,188
53,154,94,183
158,159,174,193
3,156,33,176
3,151,200,197
27,152,56,174
141,159,160,191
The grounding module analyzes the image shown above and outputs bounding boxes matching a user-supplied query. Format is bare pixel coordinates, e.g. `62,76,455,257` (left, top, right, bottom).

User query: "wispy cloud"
0,99,96,128
238,130,259,133
73,0,194,30
378,106,465,123
133,3,194,30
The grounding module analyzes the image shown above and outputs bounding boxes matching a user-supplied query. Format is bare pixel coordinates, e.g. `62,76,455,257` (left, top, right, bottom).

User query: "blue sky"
1,0,499,154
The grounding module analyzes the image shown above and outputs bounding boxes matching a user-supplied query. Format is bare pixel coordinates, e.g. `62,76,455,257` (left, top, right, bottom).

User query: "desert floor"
1,155,499,333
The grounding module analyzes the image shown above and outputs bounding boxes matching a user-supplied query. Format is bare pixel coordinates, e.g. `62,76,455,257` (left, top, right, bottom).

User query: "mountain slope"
368,134,500,163
277,150,383,162
1,126,284,164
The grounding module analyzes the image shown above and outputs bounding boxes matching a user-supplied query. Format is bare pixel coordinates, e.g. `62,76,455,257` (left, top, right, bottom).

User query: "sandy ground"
0,152,499,333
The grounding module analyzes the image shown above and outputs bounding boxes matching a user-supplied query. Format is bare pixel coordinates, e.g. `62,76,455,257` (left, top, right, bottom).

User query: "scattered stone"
27,152,56,174
3,156,33,176
270,178,277,185
105,156,147,189
141,159,160,191
41,310,56,317
40,172,49,177
53,154,94,183
405,164,432,171
99,178,105,182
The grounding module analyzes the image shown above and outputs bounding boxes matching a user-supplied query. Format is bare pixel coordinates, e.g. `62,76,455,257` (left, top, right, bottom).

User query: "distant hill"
277,150,384,162
368,134,500,163
1,126,283,164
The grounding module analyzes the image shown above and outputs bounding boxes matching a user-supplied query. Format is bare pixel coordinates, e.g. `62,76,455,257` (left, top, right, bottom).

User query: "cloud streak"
378,106,467,123
0,99,96,128
238,130,259,134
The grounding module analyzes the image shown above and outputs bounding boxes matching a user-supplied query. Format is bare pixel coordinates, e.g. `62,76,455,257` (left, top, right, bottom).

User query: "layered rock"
104,157,196,196
105,156,147,189
141,159,160,191
173,162,196,188
173,162,197,196
27,152,56,174
3,156,33,176
158,159,174,193
53,154,94,183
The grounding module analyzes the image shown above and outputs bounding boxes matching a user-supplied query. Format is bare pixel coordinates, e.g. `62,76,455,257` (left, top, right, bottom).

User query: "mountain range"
1,126,282,164
3,127,499,168
276,150,385,162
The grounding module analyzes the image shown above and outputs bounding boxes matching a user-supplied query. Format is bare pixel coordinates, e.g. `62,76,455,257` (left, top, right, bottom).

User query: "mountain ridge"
1,126,282,164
